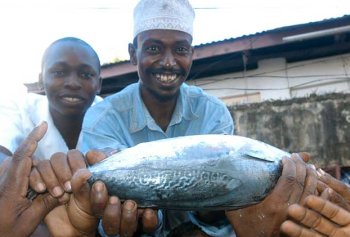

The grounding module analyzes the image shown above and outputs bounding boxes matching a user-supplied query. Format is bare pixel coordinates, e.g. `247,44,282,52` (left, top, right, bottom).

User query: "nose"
161,50,176,68
64,72,81,90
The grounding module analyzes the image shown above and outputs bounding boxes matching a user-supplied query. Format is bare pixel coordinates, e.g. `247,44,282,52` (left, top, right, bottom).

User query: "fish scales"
88,134,290,210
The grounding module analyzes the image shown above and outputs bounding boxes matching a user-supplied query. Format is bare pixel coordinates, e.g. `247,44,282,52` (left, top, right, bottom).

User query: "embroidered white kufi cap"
133,0,195,38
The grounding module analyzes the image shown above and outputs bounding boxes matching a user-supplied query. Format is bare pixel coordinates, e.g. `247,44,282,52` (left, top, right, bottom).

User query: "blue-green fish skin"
88,134,289,210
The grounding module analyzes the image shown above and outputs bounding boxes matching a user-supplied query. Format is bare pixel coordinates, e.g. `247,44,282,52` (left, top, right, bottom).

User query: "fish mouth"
153,73,179,84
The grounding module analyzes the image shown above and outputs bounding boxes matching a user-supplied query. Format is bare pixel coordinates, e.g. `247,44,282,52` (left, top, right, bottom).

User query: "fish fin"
244,151,277,162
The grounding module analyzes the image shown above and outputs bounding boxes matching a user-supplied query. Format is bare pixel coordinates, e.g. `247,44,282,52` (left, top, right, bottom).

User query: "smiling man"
0,37,102,160
80,0,234,236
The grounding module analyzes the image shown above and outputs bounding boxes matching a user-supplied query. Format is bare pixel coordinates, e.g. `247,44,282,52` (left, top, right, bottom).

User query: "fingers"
101,199,138,237
280,220,323,237
70,168,92,209
141,209,159,233
284,196,350,237
85,150,107,166
102,196,122,236
29,167,46,193
18,193,59,235
317,168,350,202
272,155,301,203
316,180,328,195
90,181,109,217
304,195,350,226
297,152,311,163
6,122,48,194
271,156,296,200
120,200,138,237
0,157,11,176
67,150,87,174
288,154,307,203
288,202,336,235
299,164,318,205
50,152,72,192
86,148,121,166
36,160,64,198
31,150,87,198
12,122,47,163
68,169,98,235
321,188,350,211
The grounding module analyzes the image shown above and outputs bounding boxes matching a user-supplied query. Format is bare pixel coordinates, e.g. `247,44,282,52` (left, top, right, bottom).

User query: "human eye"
80,71,95,80
176,45,190,55
145,45,160,54
51,70,65,77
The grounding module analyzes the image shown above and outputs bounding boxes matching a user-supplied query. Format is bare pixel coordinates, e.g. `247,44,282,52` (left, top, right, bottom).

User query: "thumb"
17,193,59,235
13,122,48,162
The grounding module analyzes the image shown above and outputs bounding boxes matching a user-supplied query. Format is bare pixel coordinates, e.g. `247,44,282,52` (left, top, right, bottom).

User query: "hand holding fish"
34,149,159,237
0,122,59,237
281,195,350,237
85,150,160,236
29,150,87,203
316,168,350,211
225,153,318,237
40,150,98,237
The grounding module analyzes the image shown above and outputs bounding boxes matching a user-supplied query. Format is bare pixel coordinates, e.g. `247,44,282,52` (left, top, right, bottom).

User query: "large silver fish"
87,134,290,210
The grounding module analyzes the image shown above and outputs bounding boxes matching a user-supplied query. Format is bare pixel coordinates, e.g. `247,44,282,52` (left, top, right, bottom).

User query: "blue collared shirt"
80,82,235,236
80,82,233,152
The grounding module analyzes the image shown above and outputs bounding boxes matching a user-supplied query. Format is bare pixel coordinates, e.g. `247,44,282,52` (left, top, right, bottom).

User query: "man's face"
41,41,101,118
130,29,193,102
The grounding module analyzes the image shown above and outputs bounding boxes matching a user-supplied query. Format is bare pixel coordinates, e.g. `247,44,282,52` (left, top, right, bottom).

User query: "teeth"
155,74,177,83
62,97,82,103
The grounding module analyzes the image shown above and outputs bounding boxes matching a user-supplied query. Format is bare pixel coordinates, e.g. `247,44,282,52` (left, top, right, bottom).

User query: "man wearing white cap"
80,0,316,236
81,0,234,236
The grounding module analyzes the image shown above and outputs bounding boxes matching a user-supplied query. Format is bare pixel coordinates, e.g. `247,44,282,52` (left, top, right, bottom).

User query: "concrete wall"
229,93,350,167
188,53,350,106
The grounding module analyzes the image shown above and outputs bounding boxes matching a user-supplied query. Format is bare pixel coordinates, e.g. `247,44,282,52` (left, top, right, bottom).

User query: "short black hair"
41,37,101,73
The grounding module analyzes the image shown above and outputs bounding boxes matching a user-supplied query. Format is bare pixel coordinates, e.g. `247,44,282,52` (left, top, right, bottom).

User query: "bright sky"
0,0,349,87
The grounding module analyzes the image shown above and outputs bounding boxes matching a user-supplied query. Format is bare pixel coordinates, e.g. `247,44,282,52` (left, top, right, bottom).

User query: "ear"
38,73,44,91
128,43,137,65
190,46,194,58
96,76,102,94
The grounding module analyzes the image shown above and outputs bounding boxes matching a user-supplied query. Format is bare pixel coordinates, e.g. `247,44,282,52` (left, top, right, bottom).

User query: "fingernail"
52,186,63,197
125,200,136,212
309,164,316,170
64,181,72,192
316,168,325,177
94,181,105,192
327,188,333,195
109,196,119,204
36,182,46,192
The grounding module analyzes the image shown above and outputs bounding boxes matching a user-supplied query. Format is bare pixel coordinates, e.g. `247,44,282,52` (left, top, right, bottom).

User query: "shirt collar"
129,83,198,133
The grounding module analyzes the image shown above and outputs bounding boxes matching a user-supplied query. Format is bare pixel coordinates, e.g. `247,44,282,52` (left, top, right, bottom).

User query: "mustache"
147,67,184,75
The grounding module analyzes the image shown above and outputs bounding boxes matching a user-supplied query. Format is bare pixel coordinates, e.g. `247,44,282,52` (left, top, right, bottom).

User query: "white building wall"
187,53,350,106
